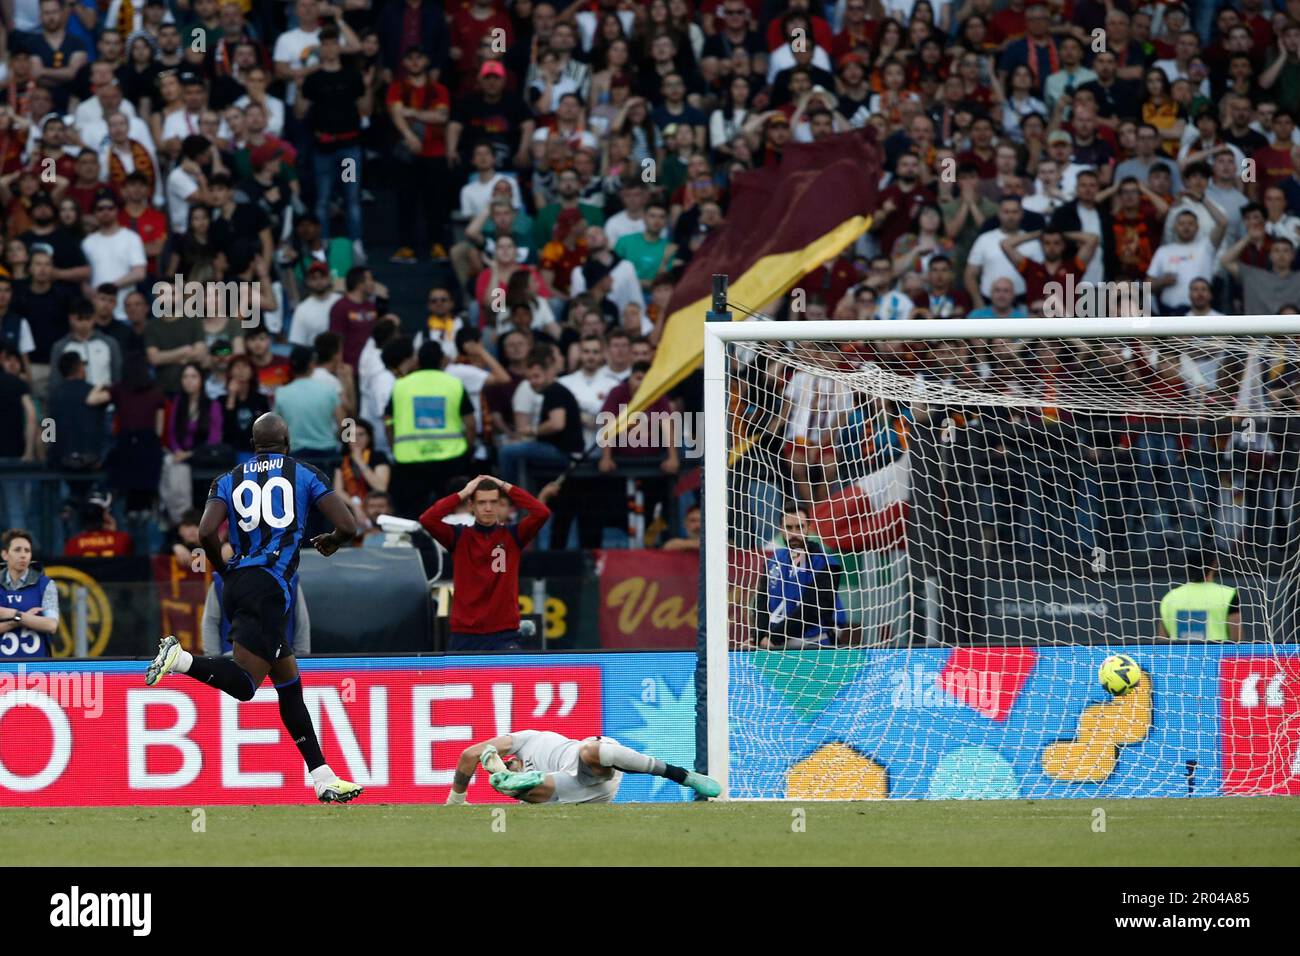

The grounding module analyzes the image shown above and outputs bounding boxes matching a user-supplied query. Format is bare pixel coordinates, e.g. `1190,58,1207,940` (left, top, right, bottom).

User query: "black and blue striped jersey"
207,453,334,606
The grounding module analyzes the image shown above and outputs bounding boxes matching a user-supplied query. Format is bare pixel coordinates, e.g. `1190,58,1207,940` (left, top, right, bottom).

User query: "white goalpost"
704,312,1300,801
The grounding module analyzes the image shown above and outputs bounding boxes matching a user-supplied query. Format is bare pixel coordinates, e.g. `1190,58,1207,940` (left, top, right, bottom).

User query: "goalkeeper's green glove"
480,744,508,775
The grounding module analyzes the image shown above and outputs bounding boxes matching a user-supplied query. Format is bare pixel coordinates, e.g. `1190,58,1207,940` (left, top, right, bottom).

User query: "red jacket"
419,485,550,634
809,491,908,553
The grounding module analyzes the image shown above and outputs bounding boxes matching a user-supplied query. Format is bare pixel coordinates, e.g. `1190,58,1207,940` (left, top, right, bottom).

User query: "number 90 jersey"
208,453,334,602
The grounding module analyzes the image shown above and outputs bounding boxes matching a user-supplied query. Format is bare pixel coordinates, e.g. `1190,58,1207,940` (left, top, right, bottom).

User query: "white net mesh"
721,332,1300,800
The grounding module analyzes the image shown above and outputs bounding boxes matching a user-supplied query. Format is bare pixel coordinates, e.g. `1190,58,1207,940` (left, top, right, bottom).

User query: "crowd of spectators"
3,0,1300,573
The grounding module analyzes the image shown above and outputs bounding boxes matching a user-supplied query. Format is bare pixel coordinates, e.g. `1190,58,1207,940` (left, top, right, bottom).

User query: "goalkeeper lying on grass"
447,731,720,804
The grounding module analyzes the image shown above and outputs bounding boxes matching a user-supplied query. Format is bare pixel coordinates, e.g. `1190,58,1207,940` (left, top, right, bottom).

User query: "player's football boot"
490,770,544,797
144,635,181,686
315,778,365,804
683,771,721,799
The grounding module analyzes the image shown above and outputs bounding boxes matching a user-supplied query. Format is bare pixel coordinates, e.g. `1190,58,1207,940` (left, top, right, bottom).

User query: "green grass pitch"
3,798,1298,866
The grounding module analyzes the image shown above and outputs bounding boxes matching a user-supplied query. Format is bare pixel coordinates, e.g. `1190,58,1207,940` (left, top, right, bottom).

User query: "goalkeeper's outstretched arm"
446,735,514,805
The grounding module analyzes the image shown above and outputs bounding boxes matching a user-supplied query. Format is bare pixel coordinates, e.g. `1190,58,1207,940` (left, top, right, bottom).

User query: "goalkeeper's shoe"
145,635,181,687
683,771,721,799
490,770,544,798
315,778,365,804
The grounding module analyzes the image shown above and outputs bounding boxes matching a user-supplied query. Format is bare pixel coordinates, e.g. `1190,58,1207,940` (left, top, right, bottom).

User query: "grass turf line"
2,798,1298,866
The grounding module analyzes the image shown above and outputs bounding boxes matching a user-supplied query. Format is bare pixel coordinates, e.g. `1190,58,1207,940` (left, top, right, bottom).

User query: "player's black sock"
662,764,689,784
275,676,326,771
185,657,258,701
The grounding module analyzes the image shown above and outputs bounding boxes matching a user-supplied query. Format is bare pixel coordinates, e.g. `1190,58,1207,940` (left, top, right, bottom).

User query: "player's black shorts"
223,567,290,662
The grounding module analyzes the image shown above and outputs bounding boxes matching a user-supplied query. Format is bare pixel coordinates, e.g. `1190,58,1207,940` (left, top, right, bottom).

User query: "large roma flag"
627,128,883,415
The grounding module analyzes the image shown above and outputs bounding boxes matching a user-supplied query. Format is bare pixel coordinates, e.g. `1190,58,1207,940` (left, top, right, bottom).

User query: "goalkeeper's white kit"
510,730,624,804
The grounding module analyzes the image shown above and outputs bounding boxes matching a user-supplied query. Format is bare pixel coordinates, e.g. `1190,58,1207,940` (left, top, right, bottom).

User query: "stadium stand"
0,0,1295,655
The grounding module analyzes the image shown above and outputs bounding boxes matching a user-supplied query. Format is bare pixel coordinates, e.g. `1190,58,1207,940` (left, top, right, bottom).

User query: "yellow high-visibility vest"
1160,581,1237,642
389,370,469,463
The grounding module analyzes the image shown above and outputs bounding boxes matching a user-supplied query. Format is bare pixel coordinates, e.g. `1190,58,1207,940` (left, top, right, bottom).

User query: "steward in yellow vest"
385,342,476,517
390,369,469,463
1159,553,1240,642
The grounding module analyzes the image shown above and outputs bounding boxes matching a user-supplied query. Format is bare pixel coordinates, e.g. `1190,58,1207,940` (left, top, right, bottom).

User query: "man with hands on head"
418,473,551,651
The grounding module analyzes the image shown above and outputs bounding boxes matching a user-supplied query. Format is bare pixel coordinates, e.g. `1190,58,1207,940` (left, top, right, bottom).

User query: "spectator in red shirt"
245,326,292,397
1111,176,1170,281
64,493,133,557
1240,0,1274,55
1237,203,1274,269
28,116,78,187
831,0,876,61
1001,227,1099,313
329,266,380,369
67,148,115,230
117,171,167,275
796,251,861,316
450,0,514,82
988,0,1027,45
1252,111,1297,196
0,110,27,176
386,46,453,263
764,0,833,52
419,474,550,651
871,152,936,256
956,114,998,180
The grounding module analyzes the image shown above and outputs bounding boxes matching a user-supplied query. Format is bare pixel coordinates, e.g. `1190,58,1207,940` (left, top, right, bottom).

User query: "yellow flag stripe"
607,214,874,449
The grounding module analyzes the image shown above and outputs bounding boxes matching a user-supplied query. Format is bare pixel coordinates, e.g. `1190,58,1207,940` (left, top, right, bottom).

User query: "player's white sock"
174,649,193,673
597,741,663,776
309,764,337,786
445,789,467,805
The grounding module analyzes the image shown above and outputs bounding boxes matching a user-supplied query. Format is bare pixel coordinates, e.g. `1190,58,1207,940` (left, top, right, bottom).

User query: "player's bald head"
251,412,290,452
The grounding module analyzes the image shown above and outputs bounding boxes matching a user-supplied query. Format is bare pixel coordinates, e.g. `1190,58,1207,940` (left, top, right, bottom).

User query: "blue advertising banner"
730,644,1300,800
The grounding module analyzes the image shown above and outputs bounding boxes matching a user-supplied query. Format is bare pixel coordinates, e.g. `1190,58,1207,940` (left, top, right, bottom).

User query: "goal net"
704,317,1300,800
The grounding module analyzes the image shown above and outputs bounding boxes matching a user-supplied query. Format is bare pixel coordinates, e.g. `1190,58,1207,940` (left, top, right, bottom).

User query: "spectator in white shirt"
360,335,415,455
877,267,919,321
559,334,621,447
412,286,465,359
567,225,643,314
600,327,634,381
106,0,174,35
310,330,355,418
80,189,147,320
357,316,401,410
1021,158,1070,217
288,262,343,347
1161,162,1228,248
272,0,329,107
73,70,139,138
1148,210,1217,313
165,135,220,234
444,326,513,443
98,111,161,205
1153,31,1211,99
603,179,649,248
964,196,1043,306
458,142,524,219
1262,184,1300,247
233,66,286,138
